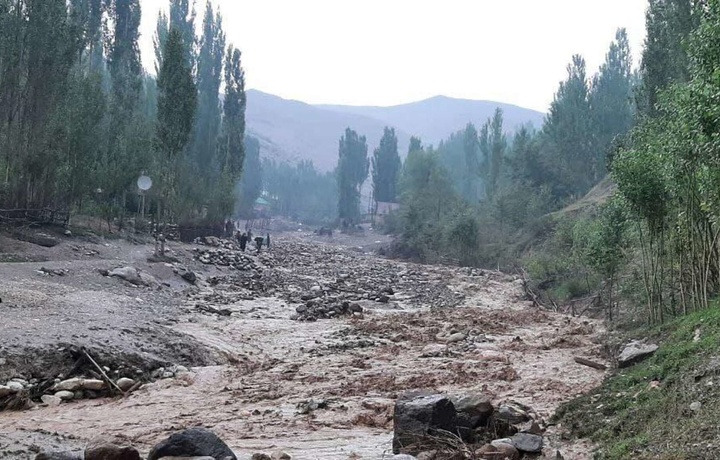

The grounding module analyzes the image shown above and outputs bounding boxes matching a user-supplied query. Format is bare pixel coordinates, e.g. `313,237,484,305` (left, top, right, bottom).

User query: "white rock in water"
310,285,322,293
0,385,13,397
55,390,75,400
162,371,174,379
690,401,702,412
82,379,105,391
7,381,24,392
116,378,136,391
41,395,62,407
55,378,83,392
175,365,189,374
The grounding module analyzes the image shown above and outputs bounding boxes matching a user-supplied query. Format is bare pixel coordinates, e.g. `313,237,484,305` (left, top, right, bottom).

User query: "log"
574,356,607,370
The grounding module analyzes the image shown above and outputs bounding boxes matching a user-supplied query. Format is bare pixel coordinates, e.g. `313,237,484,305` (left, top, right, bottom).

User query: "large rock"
147,428,237,460
494,402,530,424
55,390,75,400
452,394,494,428
392,392,457,455
0,385,13,397
116,378,136,392
109,266,144,286
55,378,83,392
618,341,658,368
35,453,82,460
85,443,141,460
510,432,543,453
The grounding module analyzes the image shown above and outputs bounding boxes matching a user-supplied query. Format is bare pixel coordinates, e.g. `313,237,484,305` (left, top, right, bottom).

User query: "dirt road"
0,228,605,459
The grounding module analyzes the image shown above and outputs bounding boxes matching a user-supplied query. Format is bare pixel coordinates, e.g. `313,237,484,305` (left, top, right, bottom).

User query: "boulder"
494,402,530,424
0,385,13,397
55,378,83,392
618,341,658,368
82,379,106,391
182,271,197,284
7,381,24,392
109,266,144,286
392,392,457,455
85,443,141,460
452,394,494,428
509,433,543,453
41,395,62,407
272,452,291,460
250,454,271,460
55,390,75,400
475,442,520,460
35,453,82,460
147,428,237,460
116,378,136,392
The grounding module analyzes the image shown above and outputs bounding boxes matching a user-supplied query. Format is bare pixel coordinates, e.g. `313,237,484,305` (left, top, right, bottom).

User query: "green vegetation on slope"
555,307,720,459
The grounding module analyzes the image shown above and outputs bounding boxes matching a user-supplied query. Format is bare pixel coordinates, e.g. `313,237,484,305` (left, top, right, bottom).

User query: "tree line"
0,0,250,227
330,28,635,269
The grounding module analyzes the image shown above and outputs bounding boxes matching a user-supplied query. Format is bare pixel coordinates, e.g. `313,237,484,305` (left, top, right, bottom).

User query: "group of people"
235,229,270,253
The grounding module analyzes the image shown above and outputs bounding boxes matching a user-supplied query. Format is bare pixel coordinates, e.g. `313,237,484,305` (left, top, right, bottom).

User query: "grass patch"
555,307,720,459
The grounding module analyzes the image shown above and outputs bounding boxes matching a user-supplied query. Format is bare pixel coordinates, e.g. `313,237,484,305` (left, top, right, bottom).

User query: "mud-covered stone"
392,392,457,455
35,453,82,460
476,442,520,460
147,428,237,460
85,443,141,460
452,394,494,428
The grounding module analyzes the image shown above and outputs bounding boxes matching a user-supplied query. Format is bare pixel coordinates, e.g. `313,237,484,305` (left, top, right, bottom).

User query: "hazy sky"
139,0,648,112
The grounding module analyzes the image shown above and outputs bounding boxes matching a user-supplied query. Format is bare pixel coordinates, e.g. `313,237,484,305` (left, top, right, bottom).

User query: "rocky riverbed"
0,228,607,459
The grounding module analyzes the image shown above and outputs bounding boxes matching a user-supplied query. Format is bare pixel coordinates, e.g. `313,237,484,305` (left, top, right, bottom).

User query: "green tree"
212,44,246,220
590,28,635,176
337,128,369,223
638,0,700,116
155,28,197,221
485,108,506,201
168,0,196,71
190,1,224,171
372,127,402,204
543,54,594,196
408,136,423,155
236,136,262,217
462,123,480,202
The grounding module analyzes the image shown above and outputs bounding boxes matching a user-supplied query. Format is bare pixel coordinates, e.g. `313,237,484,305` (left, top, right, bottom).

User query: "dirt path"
0,229,606,459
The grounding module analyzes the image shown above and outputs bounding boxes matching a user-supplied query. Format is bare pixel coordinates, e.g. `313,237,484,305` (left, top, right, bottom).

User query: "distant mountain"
245,90,545,172
318,96,546,147
246,90,411,172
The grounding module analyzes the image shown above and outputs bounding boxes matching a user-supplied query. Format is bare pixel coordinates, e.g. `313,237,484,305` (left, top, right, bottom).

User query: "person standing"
254,235,264,253
266,233,271,249
239,232,248,252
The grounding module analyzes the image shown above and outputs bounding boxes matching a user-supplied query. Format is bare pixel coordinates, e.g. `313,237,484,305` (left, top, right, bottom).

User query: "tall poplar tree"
372,127,402,203
155,28,197,220
337,128,369,223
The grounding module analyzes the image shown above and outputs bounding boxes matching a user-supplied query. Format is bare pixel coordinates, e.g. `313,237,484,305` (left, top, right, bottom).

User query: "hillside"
246,90,412,171
246,90,545,171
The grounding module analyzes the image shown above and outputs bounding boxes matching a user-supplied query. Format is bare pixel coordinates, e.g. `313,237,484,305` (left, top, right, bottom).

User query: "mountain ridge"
245,89,546,172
